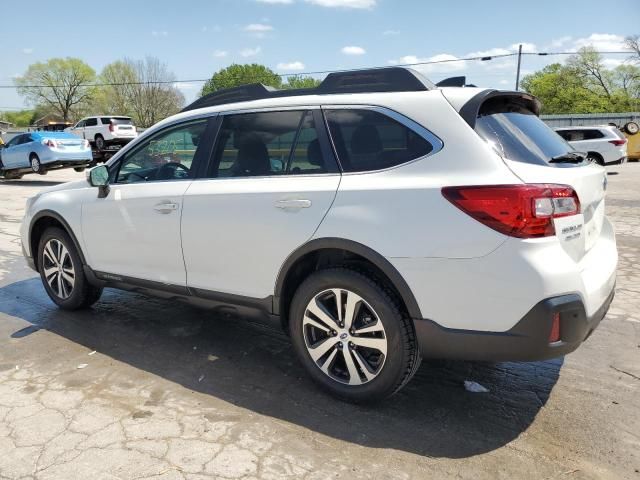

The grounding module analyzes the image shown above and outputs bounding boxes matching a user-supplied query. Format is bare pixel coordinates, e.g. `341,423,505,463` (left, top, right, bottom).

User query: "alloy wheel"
302,288,387,385
42,239,75,299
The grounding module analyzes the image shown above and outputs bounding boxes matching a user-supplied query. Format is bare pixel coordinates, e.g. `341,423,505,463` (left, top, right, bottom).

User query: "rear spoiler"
458,90,541,129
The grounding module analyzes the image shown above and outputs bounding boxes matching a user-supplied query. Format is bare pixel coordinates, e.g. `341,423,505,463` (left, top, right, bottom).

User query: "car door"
70,120,85,139
84,118,98,142
0,134,24,168
81,118,213,286
181,109,341,299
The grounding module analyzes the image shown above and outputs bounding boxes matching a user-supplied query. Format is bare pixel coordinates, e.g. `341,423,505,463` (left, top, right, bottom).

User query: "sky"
0,0,638,112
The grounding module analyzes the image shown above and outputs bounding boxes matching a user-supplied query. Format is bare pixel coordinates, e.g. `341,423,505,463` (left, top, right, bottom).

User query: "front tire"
289,268,421,403
37,227,103,310
74,167,86,172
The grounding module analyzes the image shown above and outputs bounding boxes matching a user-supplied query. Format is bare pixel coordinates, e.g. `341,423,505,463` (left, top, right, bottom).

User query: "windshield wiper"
549,152,587,164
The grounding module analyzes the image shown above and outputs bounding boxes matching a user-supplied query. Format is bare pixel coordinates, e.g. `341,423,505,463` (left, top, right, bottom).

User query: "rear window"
475,99,574,166
112,117,133,125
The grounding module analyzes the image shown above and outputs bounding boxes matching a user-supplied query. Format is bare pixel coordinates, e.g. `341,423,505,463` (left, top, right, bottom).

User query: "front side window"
85,118,98,127
324,109,433,172
115,120,207,184
210,110,328,178
5,135,22,147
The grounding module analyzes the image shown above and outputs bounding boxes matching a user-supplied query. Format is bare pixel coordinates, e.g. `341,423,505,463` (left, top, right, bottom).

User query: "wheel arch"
274,238,422,330
29,210,87,272
587,151,604,165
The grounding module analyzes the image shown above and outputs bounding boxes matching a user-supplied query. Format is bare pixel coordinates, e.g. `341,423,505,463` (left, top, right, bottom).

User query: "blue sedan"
0,131,92,179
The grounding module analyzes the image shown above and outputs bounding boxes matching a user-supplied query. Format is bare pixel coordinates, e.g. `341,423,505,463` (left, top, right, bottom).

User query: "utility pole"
515,44,523,91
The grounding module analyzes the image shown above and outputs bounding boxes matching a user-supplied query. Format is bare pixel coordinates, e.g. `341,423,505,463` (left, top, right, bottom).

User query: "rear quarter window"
324,109,433,172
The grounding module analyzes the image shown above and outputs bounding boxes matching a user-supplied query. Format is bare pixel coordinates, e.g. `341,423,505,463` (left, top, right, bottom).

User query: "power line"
0,50,633,89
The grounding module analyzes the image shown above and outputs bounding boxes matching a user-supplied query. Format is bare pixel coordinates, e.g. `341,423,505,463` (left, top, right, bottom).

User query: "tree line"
521,37,639,114
2,60,320,128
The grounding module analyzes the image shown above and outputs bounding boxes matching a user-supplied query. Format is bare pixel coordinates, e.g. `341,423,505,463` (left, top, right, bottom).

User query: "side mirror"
88,165,110,198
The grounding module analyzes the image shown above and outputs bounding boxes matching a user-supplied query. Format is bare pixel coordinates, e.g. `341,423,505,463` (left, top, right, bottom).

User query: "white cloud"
341,45,366,55
174,82,199,90
277,61,305,70
213,50,228,58
306,0,375,8
391,53,466,74
22,48,33,54
571,33,628,52
244,23,274,32
256,0,293,3
202,25,222,33
152,30,168,37
240,46,262,57
383,30,400,36
547,36,572,49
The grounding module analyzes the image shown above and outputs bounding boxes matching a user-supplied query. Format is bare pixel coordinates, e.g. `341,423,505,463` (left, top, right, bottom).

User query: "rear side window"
210,110,329,178
475,99,573,166
101,117,112,125
325,109,433,172
556,129,604,141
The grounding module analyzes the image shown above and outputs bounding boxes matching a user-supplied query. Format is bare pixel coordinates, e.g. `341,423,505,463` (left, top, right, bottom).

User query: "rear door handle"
154,202,179,214
274,199,312,210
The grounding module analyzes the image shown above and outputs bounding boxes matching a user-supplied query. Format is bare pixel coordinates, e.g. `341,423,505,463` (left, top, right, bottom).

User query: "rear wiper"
549,152,586,164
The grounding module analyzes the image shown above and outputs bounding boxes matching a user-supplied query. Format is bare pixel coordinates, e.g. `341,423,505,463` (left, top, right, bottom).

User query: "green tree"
521,63,607,114
0,110,35,127
201,64,282,96
14,58,96,121
92,60,138,116
282,75,322,89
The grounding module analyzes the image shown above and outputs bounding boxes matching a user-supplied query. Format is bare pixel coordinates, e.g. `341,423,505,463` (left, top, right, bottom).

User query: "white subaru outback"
20,68,617,402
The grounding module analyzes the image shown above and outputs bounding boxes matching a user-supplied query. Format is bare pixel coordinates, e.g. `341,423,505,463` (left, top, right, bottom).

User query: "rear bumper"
604,156,627,166
413,286,615,361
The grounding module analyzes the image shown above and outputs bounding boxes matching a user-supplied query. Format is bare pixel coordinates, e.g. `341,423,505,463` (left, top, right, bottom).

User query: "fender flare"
274,237,423,319
29,209,87,269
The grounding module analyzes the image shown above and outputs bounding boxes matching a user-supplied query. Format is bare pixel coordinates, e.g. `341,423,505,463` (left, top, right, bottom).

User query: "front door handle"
274,199,312,210
153,202,179,214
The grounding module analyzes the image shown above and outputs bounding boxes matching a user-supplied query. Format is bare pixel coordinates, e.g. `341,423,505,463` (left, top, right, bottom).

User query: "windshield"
475,102,577,166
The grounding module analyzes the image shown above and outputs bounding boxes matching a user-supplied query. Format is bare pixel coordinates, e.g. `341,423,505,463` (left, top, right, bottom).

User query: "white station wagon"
21,68,617,402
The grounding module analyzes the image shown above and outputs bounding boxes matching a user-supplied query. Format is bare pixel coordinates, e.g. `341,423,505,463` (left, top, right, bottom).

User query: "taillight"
42,139,57,148
609,139,626,146
441,184,581,238
109,123,114,132
549,312,561,343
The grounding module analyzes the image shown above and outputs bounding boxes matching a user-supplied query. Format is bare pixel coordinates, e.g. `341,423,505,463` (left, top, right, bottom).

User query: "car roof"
31,131,82,139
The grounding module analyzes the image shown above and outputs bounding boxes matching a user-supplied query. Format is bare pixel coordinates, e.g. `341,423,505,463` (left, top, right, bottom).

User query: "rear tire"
289,268,421,403
30,154,46,174
74,167,86,172
94,134,105,150
37,227,103,310
587,152,604,166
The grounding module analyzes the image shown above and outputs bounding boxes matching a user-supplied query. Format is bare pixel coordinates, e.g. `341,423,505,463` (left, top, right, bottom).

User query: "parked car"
1,131,91,179
554,125,627,165
66,116,138,150
21,67,617,402
619,121,640,161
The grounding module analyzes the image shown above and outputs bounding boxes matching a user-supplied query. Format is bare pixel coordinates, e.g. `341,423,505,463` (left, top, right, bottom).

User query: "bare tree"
15,58,96,121
128,57,184,127
625,35,640,62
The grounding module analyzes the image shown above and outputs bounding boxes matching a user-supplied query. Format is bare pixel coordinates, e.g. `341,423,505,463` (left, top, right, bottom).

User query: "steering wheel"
156,162,190,180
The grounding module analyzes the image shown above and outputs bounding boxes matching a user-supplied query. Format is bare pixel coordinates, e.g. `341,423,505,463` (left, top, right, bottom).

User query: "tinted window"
101,117,112,125
115,120,207,184
112,117,133,125
85,118,98,127
325,109,433,172
75,120,85,128
5,135,22,147
21,135,34,144
556,129,605,141
475,102,574,166
210,110,327,178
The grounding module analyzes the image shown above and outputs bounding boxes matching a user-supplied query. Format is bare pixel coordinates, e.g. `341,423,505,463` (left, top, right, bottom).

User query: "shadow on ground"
0,178,66,187
0,277,562,459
